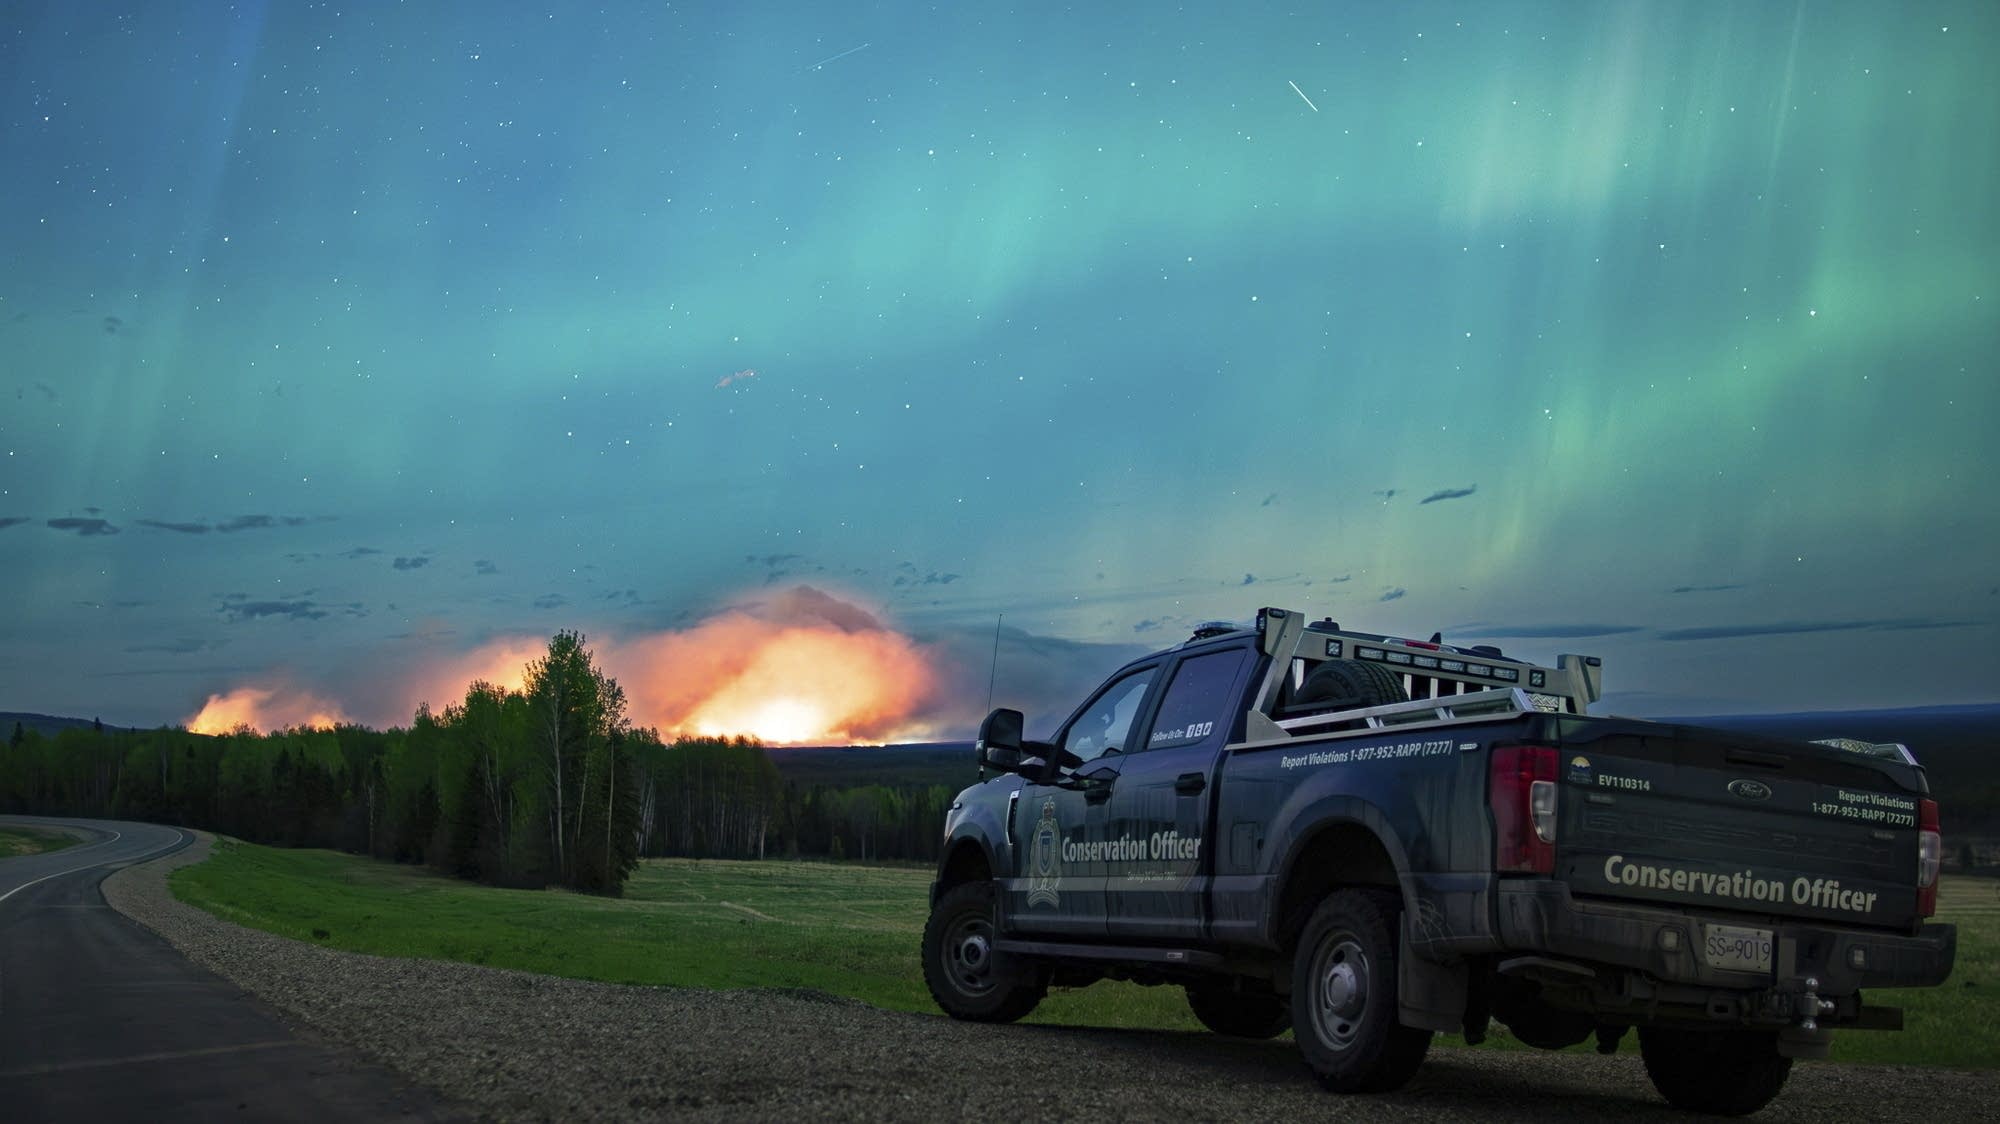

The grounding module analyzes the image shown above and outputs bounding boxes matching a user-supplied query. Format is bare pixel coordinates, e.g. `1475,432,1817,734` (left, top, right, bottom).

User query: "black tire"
1289,888,1432,1093
1295,659,1409,711
1186,983,1290,1039
922,881,1046,1022
1639,1027,1792,1116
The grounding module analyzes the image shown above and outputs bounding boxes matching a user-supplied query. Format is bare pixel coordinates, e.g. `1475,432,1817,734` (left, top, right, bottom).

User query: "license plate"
1701,924,1774,974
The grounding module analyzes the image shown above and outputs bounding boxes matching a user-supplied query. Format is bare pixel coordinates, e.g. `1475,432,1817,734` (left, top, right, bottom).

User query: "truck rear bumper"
1495,880,1956,995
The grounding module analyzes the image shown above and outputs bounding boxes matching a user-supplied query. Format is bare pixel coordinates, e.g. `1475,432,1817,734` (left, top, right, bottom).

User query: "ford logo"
1727,779,1772,801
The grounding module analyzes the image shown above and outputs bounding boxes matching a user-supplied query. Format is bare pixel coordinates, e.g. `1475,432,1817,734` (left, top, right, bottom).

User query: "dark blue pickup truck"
922,608,1956,1115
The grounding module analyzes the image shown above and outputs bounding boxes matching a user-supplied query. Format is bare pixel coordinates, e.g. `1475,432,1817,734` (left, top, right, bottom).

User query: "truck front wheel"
922,881,1046,1022
1639,1026,1792,1115
1185,983,1290,1039
1290,888,1432,1092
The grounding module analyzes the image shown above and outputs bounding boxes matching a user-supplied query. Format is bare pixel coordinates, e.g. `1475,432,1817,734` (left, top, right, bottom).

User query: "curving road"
0,815,467,1123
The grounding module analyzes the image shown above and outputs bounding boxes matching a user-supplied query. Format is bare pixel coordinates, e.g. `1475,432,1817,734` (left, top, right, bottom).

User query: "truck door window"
1143,649,1250,751
1059,667,1156,763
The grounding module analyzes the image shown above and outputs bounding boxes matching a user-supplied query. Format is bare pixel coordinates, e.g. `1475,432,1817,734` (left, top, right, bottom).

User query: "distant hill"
0,711,138,739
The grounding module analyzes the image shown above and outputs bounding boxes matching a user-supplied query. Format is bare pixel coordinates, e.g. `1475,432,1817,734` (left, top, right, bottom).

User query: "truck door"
1003,663,1159,939
1104,646,1254,941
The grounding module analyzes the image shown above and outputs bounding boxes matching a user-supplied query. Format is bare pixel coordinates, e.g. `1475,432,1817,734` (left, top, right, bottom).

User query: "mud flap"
1398,923,1467,1032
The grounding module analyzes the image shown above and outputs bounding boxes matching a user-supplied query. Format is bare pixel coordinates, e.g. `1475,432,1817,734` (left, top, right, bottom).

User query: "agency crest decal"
1027,798,1061,908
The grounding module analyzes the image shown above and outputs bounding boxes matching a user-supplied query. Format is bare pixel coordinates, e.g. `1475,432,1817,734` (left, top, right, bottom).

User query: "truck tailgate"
1553,720,1925,930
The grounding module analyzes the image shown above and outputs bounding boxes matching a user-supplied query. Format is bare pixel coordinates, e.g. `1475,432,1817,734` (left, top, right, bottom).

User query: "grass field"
171,843,1996,1066
0,825,82,858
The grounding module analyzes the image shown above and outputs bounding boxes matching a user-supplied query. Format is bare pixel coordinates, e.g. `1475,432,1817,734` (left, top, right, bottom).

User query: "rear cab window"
1142,647,1252,751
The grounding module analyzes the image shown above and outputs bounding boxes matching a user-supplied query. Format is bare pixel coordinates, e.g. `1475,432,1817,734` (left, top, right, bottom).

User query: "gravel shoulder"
102,836,2000,1122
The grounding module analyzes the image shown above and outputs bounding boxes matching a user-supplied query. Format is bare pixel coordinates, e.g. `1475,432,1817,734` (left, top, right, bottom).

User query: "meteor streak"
804,43,870,71
1287,79,1319,112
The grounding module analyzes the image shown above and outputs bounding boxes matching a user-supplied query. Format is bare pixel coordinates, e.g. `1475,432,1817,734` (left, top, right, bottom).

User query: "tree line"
0,631,960,894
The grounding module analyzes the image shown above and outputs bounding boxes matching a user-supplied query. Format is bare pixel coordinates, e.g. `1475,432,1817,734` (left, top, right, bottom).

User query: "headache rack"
1240,607,1604,743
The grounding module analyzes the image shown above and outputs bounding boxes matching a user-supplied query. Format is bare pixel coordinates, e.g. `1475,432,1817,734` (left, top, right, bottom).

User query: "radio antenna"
984,613,1003,713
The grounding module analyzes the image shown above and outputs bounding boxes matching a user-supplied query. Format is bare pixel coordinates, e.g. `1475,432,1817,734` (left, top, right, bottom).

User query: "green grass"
1827,875,1999,1067
171,843,1992,1064
169,842,1198,1030
0,826,81,858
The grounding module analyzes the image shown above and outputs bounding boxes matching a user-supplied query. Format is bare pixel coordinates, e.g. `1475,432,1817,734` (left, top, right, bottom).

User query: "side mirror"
976,708,1026,772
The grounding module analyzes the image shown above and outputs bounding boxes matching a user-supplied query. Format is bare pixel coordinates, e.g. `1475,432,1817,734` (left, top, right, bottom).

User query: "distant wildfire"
611,587,939,744
183,587,943,745
185,684,350,735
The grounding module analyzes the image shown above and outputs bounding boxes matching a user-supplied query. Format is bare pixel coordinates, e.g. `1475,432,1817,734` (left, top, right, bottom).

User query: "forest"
0,632,957,895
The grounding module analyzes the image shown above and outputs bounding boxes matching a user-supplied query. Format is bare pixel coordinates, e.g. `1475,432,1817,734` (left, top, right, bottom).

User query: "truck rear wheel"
1639,1026,1792,1116
922,881,1045,1023
1290,888,1432,1092
1185,983,1290,1039
1295,659,1408,710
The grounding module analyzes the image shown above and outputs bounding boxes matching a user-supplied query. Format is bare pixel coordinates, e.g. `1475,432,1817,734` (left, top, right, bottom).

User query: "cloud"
220,599,330,622
532,594,567,610
103,315,123,334
1132,618,1165,633
393,556,430,571
0,517,28,530
216,514,322,533
1670,583,1745,594
1657,618,1975,642
749,553,803,568
1328,574,1352,583
124,637,224,655
716,368,757,389
1379,588,1406,602
341,547,382,559
1373,489,1397,502
474,559,498,575
1260,492,1279,508
1449,623,1646,640
131,514,330,535
47,517,119,536
893,569,961,587
1419,485,1478,505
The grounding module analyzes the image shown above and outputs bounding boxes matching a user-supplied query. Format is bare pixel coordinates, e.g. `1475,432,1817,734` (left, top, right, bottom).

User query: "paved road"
0,815,469,1123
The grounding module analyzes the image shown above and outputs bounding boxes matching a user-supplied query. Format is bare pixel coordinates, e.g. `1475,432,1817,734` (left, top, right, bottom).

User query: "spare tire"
1294,659,1408,711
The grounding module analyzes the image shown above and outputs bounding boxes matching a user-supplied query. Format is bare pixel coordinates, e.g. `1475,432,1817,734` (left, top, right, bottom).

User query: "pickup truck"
922,608,1957,1115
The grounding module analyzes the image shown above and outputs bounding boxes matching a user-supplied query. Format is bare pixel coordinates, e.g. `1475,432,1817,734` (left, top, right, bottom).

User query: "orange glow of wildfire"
612,604,939,745
399,637,545,715
186,685,350,735
185,588,941,745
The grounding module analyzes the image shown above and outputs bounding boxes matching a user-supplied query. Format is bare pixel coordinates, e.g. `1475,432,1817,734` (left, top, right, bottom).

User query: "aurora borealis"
2,2,1995,734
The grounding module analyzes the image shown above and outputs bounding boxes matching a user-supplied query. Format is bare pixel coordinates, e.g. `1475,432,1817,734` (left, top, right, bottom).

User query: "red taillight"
1917,798,1941,918
1490,745,1558,874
